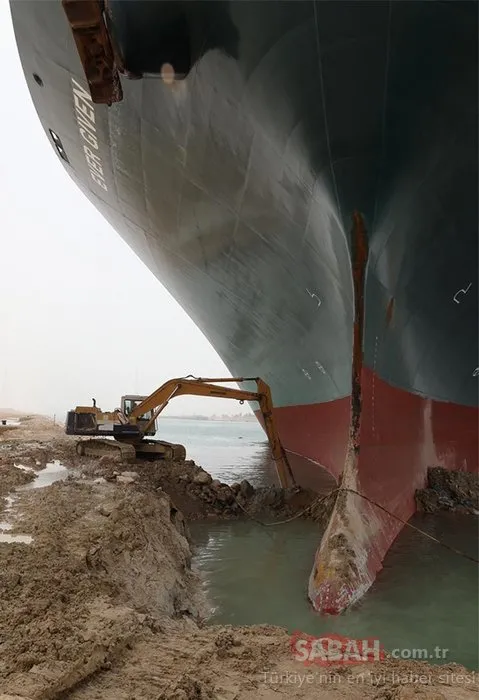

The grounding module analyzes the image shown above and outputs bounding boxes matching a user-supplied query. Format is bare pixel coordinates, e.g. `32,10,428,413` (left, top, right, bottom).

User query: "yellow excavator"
65,376,295,488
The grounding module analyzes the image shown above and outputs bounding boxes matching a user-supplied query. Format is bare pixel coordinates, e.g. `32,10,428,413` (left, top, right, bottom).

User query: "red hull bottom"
269,368,478,613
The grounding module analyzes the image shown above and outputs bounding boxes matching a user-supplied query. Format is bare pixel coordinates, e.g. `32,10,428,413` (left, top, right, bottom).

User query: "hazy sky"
0,1,247,419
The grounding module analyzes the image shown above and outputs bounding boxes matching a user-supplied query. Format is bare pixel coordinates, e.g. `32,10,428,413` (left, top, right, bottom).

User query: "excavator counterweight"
66,376,294,487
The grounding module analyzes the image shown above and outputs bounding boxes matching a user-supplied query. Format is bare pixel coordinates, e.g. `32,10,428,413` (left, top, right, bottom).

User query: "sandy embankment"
0,415,476,700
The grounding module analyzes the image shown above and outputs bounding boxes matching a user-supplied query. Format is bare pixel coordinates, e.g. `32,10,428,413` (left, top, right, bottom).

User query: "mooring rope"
234,486,479,564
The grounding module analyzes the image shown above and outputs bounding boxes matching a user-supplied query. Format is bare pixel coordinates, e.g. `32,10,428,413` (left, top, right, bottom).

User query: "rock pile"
416,466,479,514
82,456,322,523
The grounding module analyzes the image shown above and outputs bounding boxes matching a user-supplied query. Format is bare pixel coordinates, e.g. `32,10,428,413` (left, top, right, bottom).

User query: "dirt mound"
0,480,205,698
0,415,64,440
80,456,327,524
0,463,36,501
416,467,479,514
66,626,477,700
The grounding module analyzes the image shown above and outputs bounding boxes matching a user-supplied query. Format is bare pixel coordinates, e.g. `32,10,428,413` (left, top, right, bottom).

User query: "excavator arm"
130,377,295,488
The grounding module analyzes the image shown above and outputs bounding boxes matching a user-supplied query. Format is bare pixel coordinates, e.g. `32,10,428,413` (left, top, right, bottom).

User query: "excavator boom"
130,377,263,421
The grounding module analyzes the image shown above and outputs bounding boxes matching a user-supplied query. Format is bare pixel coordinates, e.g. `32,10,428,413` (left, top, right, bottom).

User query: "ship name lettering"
79,128,98,150
75,110,96,140
84,147,104,176
73,92,95,124
71,78,108,191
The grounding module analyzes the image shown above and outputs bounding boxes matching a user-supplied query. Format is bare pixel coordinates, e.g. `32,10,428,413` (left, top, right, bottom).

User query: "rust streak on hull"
308,212,374,615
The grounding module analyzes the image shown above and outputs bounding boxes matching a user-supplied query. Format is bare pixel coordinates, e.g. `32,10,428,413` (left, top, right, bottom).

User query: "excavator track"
75,439,186,462
76,439,136,462
134,440,186,461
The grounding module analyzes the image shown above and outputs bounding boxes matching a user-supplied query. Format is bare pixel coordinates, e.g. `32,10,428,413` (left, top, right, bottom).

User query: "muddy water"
162,418,477,668
191,514,478,669
0,460,68,543
20,459,68,490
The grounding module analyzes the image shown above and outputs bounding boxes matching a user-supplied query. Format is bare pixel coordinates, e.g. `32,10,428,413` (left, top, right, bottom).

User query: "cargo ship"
10,0,478,613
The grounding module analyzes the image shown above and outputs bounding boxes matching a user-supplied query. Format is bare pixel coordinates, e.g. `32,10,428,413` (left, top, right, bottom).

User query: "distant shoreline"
162,415,256,423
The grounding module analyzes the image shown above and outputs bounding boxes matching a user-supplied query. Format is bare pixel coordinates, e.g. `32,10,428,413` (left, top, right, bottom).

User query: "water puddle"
0,496,16,531
0,419,21,435
0,533,33,544
19,460,68,490
0,460,68,544
15,464,35,473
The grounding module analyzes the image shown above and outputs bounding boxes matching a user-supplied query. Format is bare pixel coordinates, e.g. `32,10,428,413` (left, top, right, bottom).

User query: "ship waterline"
10,0,478,612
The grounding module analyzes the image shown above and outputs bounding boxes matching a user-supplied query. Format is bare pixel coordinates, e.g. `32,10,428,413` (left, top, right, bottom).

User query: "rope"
234,488,338,526
234,487,479,564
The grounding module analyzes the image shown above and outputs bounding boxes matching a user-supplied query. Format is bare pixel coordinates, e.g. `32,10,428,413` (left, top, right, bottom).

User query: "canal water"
160,418,478,669
158,417,277,484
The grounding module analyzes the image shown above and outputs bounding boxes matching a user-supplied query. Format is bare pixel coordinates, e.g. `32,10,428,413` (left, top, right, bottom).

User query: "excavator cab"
121,395,156,437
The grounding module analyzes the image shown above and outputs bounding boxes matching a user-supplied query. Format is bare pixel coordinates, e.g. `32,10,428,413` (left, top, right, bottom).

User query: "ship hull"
10,0,478,612
273,369,478,486
272,366,478,610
